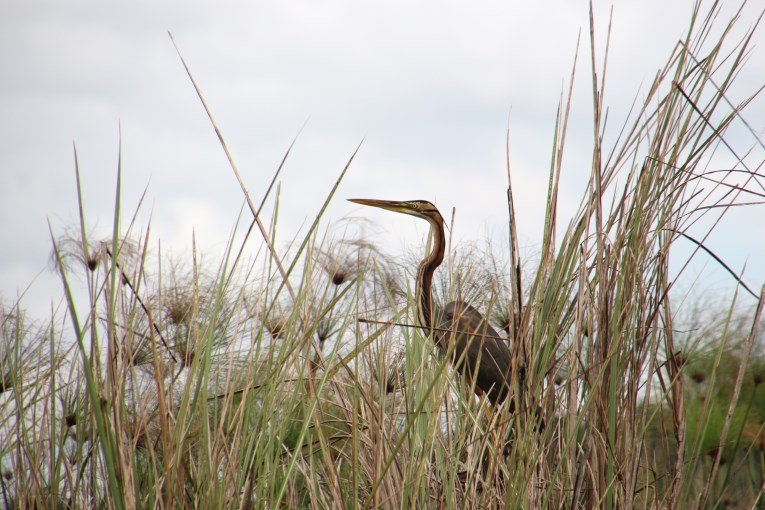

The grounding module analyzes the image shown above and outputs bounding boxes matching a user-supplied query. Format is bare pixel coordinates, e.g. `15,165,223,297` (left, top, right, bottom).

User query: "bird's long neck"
415,217,445,332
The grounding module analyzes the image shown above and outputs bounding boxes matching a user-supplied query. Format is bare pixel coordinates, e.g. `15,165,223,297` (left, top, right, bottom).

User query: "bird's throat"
415,219,445,333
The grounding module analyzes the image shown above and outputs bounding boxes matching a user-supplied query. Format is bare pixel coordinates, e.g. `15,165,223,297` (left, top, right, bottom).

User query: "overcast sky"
2,0,764,318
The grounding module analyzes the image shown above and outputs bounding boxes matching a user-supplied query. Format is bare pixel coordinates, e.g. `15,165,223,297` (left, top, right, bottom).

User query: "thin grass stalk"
698,286,765,507
169,32,297,303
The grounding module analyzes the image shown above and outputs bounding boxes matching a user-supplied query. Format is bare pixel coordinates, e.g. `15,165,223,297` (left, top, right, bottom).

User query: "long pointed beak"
348,198,408,213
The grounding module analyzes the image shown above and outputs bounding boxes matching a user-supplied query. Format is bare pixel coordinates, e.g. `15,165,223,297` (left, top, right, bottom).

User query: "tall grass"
2,1,765,508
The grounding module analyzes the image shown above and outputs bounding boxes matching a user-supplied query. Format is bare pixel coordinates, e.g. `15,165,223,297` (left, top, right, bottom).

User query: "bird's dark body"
438,301,512,406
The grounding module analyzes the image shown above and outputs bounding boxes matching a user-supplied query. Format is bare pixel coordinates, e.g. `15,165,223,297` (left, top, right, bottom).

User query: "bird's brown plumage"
438,301,513,406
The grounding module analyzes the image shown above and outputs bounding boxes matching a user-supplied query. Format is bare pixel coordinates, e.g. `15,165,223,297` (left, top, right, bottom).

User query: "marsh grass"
2,2,765,508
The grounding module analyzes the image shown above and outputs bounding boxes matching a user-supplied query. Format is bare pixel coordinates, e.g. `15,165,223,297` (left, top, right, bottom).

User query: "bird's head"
348,198,444,224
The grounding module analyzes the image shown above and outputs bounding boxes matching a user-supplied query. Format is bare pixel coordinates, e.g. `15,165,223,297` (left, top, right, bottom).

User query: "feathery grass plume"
60,386,87,435
317,236,403,310
0,303,54,396
490,301,513,336
314,317,337,350
141,258,239,368
317,246,355,287
49,230,137,276
263,307,290,341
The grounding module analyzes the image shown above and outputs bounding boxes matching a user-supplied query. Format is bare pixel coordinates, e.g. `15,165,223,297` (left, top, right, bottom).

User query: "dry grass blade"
168,32,297,301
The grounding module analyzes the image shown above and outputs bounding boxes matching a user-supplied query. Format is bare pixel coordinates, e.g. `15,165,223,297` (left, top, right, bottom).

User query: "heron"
349,198,515,408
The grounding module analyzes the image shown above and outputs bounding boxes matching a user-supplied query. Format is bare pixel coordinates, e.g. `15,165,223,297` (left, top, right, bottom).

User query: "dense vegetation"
2,3,764,508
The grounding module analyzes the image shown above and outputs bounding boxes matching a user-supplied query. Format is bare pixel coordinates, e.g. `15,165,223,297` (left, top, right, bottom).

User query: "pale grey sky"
1,0,764,317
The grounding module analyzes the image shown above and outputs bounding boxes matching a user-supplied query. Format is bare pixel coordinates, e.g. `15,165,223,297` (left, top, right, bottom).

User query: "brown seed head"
690,370,706,384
